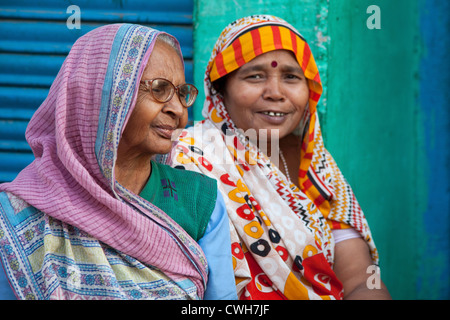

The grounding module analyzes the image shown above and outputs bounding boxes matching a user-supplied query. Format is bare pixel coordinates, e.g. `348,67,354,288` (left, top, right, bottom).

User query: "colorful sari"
170,15,378,300
0,24,208,300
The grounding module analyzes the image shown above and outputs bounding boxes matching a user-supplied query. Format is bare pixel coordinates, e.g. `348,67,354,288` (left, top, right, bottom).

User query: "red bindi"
271,60,278,68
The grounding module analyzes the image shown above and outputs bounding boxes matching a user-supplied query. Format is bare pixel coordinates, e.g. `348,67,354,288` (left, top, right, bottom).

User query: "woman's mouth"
257,111,289,125
261,111,287,117
154,125,177,139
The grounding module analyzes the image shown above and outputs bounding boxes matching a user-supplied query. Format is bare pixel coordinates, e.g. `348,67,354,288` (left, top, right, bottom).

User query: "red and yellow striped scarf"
209,18,329,216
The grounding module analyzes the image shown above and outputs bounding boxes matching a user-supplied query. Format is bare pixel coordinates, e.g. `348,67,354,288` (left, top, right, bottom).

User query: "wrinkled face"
222,50,309,140
120,40,188,158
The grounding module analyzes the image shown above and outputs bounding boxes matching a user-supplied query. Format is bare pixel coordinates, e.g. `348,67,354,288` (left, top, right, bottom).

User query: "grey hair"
156,33,182,59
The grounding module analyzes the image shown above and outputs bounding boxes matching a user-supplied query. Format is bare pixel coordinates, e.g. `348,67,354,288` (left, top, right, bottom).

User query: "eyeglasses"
140,78,198,108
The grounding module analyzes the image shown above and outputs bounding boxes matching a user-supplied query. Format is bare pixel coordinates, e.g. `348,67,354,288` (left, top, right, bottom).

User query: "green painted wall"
193,0,448,299
324,0,423,300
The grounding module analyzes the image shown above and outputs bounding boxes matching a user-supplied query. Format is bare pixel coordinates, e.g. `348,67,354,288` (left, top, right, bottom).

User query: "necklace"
279,148,291,183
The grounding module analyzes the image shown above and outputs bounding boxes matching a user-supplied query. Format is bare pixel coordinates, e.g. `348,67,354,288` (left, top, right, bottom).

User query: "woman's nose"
262,76,285,101
163,94,186,119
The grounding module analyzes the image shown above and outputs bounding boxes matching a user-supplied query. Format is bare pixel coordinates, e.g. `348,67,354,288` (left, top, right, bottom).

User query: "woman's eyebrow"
279,64,304,74
239,64,266,73
240,63,304,74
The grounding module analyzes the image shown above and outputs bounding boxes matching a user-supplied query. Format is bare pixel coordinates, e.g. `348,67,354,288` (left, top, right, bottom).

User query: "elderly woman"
171,15,391,300
0,24,236,300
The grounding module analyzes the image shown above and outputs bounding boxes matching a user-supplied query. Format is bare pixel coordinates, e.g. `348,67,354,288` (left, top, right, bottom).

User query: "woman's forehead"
142,41,185,82
238,50,302,72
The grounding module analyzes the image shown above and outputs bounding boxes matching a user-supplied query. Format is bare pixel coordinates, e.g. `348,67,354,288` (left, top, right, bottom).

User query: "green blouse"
139,161,217,241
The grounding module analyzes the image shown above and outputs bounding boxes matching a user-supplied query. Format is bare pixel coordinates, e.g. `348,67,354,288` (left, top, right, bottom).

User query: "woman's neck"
265,133,301,155
266,133,301,186
115,151,152,195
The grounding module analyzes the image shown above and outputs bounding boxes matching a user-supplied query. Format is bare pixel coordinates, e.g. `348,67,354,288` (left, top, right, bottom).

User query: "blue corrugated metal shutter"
0,0,194,183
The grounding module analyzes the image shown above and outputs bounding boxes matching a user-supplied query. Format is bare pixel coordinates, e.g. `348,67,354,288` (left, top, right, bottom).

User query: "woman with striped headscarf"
171,15,391,300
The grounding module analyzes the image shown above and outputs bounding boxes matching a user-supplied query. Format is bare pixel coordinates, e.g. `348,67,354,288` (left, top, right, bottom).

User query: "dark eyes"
246,74,263,80
284,74,302,80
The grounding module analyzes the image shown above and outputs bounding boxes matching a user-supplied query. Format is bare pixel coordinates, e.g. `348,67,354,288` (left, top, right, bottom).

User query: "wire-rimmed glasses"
140,78,198,108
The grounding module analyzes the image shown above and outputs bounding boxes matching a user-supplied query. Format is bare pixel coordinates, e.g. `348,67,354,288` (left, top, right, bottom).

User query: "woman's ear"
212,76,227,96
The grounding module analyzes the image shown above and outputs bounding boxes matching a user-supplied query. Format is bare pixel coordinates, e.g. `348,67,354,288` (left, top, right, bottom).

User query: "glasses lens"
178,84,198,107
151,79,174,102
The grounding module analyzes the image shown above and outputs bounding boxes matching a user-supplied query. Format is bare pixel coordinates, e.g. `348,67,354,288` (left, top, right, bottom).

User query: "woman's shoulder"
153,161,217,187
150,161,219,242
0,191,38,224
151,161,218,212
